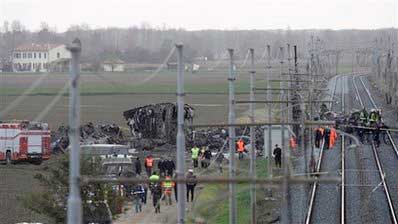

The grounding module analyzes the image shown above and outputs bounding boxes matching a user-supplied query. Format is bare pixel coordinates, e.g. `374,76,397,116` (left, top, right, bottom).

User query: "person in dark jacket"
134,157,142,176
186,169,197,202
273,144,282,168
158,159,165,176
203,148,212,168
324,128,331,149
151,183,162,213
165,159,175,176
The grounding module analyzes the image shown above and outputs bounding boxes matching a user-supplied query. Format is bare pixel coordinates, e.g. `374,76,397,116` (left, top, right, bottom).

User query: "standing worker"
329,127,337,149
237,138,245,160
273,144,282,168
144,155,154,177
151,183,162,213
203,147,212,168
200,146,206,168
324,128,331,149
134,157,142,176
161,175,175,205
186,169,197,202
158,158,165,176
191,145,200,168
215,150,225,173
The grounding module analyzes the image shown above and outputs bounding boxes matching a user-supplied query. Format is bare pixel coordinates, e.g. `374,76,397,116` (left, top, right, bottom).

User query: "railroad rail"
305,75,342,224
353,75,398,223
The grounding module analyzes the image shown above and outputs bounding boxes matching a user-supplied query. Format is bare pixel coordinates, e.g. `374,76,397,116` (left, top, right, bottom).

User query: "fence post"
249,48,257,224
266,45,273,198
228,48,237,224
176,44,186,224
66,38,82,224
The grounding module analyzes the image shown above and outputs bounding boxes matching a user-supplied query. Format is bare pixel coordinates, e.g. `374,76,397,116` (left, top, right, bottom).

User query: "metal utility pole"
228,48,237,224
266,45,273,197
67,38,82,224
249,48,256,224
286,44,292,146
279,46,290,224
176,44,186,224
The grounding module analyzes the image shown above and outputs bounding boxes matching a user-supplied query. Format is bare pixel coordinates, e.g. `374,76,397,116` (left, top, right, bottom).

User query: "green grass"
191,159,268,223
0,77,276,96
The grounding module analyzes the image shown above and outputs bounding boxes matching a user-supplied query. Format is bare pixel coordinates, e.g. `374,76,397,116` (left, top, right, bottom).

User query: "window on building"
34,53,36,58
44,53,47,59
39,53,41,59
28,53,32,58
23,53,26,58
57,52,60,59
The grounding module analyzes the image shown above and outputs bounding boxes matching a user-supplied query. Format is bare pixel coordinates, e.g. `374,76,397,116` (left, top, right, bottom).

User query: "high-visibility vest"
149,174,160,182
329,128,337,148
146,158,154,167
162,177,174,189
289,137,297,149
237,140,245,152
370,113,377,122
360,111,367,120
191,147,200,159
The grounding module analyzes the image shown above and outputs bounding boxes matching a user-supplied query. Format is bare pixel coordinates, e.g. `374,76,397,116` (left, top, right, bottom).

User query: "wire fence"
0,37,382,224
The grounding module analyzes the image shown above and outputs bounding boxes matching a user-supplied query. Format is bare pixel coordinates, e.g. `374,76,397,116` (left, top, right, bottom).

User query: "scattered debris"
123,103,194,144
51,122,125,153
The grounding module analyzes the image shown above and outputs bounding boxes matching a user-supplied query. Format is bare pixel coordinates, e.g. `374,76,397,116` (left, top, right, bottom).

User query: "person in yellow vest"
191,145,200,168
161,175,175,205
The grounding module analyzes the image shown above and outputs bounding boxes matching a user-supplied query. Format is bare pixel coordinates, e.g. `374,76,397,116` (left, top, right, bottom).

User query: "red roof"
14,43,61,52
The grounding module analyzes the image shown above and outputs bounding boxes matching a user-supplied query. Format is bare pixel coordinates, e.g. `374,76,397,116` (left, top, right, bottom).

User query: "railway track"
305,75,343,224
353,75,398,223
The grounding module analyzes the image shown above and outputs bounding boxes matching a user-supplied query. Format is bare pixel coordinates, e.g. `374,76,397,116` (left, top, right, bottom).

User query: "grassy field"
0,69,280,129
191,159,277,223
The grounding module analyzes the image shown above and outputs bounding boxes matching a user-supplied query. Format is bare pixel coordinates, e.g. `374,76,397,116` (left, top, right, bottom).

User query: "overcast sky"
0,0,397,31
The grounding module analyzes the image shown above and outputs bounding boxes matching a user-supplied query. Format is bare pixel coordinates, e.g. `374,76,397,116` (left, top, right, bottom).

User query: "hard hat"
188,169,193,173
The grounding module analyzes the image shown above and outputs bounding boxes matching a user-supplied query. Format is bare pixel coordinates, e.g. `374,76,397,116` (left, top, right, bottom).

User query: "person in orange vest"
236,139,245,160
161,175,175,205
289,137,297,150
329,128,337,149
144,155,154,177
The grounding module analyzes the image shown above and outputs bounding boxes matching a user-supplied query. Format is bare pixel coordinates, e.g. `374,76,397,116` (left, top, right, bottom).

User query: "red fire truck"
0,121,51,164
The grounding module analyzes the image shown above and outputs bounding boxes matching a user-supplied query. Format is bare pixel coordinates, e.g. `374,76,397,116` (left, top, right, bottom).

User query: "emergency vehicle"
0,121,51,164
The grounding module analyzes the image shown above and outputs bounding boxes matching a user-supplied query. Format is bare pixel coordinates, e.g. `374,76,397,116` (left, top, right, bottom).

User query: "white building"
103,59,125,72
12,43,71,72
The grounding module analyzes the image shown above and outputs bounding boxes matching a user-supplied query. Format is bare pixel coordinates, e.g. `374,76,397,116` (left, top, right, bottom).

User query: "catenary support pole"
249,48,257,224
228,48,237,224
266,45,273,198
67,38,82,224
176,44,186,224
279,47,290,224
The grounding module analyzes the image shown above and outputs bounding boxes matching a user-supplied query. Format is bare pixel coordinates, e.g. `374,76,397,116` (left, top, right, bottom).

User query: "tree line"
0,21,396,64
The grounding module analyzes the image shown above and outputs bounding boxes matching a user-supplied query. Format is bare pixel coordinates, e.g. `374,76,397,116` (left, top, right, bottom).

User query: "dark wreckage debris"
51,122,125,153
123,103,194,145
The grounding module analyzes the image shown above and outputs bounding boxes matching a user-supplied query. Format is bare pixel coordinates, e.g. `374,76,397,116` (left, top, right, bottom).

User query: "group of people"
314,127,338,149
347,107,386,146
146,169,197,213
131,154,198,214
191,145,212,168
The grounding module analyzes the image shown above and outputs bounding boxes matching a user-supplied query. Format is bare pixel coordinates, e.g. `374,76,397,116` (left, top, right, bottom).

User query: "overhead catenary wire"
0,72,51,119
33,82,69,122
